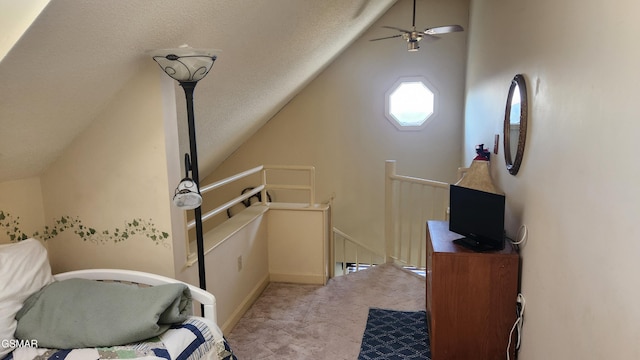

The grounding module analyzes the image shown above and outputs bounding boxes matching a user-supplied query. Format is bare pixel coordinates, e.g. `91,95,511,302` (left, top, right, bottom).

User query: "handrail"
187,185,265,229
199,165,264,194
333,227,380,255
389,173,449,189
184,164,317,261
333,227,385,277
262,165,316,205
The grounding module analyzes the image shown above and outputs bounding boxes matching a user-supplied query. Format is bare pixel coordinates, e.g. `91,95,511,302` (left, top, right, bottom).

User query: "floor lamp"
150,46,219,291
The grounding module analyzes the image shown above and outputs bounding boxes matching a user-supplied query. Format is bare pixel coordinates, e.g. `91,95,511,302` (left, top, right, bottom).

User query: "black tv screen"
449,184,506,252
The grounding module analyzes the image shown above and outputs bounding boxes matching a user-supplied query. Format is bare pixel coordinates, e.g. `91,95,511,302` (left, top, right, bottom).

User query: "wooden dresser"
426,220,519,359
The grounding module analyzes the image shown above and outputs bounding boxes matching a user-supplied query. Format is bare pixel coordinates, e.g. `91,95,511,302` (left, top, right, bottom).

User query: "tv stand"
427,220,519,359
453,236,504,252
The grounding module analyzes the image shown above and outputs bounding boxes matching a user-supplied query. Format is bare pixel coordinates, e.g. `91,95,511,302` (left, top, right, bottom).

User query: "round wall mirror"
503,74,528,175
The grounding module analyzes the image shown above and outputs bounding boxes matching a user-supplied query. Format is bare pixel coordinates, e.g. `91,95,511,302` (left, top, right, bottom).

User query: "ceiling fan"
370,0,464,52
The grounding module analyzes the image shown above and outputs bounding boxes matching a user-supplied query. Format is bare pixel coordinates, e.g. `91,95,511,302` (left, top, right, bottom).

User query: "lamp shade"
455,159,502,195
150,45,220,82
173,178,202,210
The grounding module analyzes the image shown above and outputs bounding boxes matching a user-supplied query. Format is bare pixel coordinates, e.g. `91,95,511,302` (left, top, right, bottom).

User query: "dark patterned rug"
358,308,430,360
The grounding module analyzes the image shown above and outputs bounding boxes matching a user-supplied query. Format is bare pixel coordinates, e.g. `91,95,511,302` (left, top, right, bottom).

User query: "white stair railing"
385,160,450,269
331,162,466,277
185,164,317,263
332,227,385,277
187,165,316,230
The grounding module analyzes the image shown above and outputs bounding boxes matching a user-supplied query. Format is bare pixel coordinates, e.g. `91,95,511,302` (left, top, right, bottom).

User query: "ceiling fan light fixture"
368,0,463,51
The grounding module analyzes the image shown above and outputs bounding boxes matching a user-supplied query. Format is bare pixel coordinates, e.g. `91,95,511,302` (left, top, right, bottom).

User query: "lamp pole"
150,46,219,292
180,81,206,290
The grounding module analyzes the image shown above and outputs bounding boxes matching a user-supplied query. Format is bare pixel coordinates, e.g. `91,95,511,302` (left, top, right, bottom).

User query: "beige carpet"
226,263,426,359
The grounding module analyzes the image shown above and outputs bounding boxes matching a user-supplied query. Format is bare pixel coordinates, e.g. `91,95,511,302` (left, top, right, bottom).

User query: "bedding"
0,239,54,358
0,240,236,360
6,317,237,360
15,278,191,349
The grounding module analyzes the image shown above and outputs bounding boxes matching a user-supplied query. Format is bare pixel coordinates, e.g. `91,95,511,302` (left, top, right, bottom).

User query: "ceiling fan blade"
424,24,464,35
369,34,403,41
381,25,412,33
418,32,441,41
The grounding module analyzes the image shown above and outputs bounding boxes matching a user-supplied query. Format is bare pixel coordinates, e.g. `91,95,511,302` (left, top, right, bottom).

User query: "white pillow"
0,239,54,357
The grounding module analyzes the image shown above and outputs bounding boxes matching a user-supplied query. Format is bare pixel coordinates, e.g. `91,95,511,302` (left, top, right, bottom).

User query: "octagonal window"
385,77,437,131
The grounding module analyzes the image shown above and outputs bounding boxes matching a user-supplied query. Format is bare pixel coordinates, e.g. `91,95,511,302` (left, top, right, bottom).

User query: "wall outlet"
516,293,525,316
237,255,243,271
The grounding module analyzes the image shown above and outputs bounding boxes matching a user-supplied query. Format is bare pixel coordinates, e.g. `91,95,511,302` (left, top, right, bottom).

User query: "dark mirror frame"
503,74,528,175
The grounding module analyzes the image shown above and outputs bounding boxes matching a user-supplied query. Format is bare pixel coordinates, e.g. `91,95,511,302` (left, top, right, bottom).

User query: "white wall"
0,177,45,244
177,207,270,334
41,65,176,277
204,0,469,255
465,0,640,358
268,205,330,285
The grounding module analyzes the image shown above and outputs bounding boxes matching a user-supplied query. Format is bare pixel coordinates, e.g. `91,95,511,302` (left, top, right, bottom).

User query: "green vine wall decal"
0,210,169,245
0,210,29,242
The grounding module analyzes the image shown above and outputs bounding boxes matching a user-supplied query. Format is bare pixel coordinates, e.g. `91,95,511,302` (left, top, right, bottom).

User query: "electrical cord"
506,225,527,252
507,293,525,360
510,225,527,245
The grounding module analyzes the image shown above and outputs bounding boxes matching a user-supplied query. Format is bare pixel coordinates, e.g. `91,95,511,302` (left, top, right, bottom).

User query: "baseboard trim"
220,273,270,335
269,272,326,285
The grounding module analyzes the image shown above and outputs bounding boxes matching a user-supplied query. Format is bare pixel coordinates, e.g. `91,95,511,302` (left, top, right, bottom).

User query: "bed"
0,239,236,360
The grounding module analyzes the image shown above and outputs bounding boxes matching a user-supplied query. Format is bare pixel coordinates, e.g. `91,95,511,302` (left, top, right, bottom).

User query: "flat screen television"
449,184,506,252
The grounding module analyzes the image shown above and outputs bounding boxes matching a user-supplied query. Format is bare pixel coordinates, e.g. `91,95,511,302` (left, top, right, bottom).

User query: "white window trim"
384,76,439,131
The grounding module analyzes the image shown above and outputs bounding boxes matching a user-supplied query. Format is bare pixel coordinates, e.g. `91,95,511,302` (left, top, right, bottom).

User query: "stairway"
335,262,425,278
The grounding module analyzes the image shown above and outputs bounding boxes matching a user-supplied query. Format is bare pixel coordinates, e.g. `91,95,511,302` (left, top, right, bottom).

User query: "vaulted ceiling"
0,0,397,183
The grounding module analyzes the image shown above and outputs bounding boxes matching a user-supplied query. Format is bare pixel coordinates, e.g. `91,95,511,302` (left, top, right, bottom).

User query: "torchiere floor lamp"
151,45,220,291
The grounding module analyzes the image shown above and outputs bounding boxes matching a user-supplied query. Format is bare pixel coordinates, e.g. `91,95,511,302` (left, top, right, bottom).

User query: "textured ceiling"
0,0,396,182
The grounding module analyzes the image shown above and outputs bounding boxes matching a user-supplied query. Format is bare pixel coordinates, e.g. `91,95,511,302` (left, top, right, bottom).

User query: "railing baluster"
407,184,416,263
333,160,451,276
393,180,400,261
382,160,451,271
332,227,384,276
385,160,395,263
417,184,426,267
398,181,403,262
342,236,346,276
